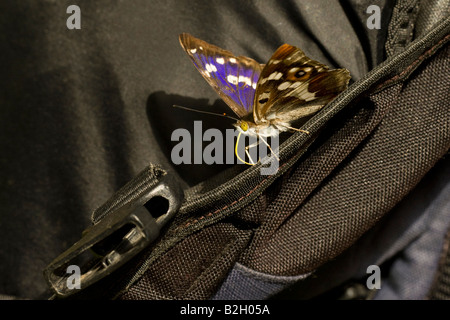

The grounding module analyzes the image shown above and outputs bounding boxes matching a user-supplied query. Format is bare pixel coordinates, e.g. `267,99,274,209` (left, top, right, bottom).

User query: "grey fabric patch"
212,262,311,300
373,161,450,299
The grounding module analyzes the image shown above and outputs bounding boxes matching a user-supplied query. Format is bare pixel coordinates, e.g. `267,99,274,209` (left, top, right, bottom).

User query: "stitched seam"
377,34,449,90
176,158,293,231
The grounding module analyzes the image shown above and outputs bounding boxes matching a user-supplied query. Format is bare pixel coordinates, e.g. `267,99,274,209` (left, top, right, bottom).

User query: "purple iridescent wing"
179,33,263,118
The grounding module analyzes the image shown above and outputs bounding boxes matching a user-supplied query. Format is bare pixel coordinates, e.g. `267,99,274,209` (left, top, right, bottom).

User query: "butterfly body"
179,33,350,139
234,117,281,138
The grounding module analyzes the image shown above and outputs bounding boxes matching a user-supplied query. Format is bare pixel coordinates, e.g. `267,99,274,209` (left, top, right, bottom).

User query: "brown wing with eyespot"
253,44,351,125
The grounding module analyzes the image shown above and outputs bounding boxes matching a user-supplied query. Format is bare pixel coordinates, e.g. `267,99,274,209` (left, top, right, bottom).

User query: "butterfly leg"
258,136,280,161
244,140,261,151
245,135,279,163
235,132,280,165
245,148,256,165
235,131,257,166
245,138,265,165
282,125,310,134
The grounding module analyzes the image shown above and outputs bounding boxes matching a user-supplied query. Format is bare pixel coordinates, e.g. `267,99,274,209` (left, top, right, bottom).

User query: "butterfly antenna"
173,105,239,121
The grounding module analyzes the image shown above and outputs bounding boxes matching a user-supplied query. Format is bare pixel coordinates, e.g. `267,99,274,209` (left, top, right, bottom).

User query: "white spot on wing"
190,48,197,54
258,92,270,101
205,63,217,73
286,83,317,100
227,75,238,85
229,57,237,64
216,57,225,65
289,82,302,89
277,81,291,90
298,90,317,101
268,72,283,80
238,75,252,87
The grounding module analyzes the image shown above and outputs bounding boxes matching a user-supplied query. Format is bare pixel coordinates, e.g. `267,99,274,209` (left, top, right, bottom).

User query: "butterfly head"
239,120,249,132
234,120,251,134
234,119,280,138
234,119,261,137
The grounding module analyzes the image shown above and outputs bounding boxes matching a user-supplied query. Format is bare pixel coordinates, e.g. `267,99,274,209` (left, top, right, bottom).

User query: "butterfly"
179,33,351,164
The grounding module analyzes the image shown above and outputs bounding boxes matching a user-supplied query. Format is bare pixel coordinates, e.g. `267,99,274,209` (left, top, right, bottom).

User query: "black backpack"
1,0,449,301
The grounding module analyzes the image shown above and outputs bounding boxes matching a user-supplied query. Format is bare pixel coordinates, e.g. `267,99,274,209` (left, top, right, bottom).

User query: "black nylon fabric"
385,0,421,57
272,154,450,300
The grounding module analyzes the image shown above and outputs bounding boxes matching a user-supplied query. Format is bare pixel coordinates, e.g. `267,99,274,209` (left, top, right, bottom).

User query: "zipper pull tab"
43,166,184,298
